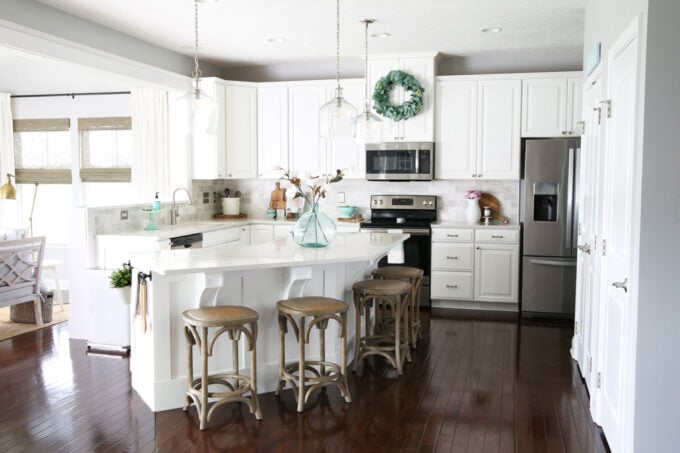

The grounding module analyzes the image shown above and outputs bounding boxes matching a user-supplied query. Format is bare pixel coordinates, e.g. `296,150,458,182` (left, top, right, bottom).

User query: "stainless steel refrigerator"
521,138,580,317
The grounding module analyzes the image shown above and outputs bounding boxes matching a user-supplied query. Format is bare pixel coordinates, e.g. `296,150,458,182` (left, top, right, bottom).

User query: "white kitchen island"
127,231,408,412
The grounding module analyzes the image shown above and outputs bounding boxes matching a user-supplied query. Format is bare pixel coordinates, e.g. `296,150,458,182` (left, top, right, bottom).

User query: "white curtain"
0,93,19,227
131,87,171,200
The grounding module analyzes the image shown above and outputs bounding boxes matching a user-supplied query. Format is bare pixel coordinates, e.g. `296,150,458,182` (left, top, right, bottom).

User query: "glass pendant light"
319,0,357,139
178,0,218,135
355,19,383,145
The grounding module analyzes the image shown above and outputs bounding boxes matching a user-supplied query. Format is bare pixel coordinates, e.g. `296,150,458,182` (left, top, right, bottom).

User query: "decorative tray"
213,213,248,220
337,217,364,223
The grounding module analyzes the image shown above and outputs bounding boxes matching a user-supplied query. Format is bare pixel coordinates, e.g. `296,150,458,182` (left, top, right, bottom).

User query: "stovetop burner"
361,194,437,229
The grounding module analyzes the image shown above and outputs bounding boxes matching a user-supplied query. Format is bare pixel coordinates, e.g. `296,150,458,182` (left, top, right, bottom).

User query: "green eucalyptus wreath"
372,70,425,121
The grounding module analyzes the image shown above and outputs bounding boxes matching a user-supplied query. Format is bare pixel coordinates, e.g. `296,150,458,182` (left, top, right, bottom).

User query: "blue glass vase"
292,203,337,247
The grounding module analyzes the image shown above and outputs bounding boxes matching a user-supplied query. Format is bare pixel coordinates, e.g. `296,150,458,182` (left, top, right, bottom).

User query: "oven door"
360,228,431,306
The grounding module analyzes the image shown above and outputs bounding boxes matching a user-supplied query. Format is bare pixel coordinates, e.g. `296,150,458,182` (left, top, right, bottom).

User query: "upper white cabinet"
193,78,258,180
435,76,521,180
258,79,364,179
521,72,583,137
368,56,435,142
258,85,289,178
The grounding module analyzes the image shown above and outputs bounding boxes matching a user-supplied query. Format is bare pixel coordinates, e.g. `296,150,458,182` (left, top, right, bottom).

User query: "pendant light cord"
335,0,341,91
363,20,371,113
192,0,201,85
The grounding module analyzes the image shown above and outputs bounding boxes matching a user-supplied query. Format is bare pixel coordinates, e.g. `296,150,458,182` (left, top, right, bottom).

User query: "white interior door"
573,71,603,393
595,17,642,453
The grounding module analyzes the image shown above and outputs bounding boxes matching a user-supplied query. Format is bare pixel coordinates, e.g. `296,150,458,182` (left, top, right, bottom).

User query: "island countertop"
130,232,409,276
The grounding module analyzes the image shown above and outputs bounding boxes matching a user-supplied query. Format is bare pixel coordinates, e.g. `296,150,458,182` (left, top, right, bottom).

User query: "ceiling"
34,0,586,69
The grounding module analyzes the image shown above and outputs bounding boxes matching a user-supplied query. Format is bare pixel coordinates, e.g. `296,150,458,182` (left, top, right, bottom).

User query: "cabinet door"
477,79,521,179
521,78,568,137
193,80,226,179
258,86,288,178
398,58,435,141
225,84,257,179
250,224,274,245
238,225,251,245
566,77,583,136
435,80,477,179
474,244,519,302
288,84,327,175
328,80,365,178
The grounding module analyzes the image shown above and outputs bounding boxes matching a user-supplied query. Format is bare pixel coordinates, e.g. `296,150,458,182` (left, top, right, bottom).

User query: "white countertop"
130,232,408,276
432,221,521,229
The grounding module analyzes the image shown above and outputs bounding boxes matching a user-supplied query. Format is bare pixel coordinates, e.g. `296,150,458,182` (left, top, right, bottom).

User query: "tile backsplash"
91,178,519,235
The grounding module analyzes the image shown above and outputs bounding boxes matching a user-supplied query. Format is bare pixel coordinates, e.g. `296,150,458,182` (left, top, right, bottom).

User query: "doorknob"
578,244,591,254
612,278,628,293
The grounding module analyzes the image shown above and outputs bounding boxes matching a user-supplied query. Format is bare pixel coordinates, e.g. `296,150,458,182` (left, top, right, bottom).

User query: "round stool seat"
183,306,258,327
352,279,412,296
277,296,348,317
372,266,424,279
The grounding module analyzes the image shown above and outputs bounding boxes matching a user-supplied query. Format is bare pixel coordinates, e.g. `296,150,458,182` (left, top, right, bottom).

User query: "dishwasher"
170,233,203,249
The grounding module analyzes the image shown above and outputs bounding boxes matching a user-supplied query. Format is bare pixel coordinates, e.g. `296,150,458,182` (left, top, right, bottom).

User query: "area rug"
0,304,69,342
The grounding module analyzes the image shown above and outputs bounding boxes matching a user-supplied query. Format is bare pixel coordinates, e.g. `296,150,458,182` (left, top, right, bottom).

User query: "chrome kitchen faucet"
171,187,194,225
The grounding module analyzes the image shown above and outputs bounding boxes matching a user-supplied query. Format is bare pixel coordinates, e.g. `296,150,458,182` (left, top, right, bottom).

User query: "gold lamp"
0,174,16,200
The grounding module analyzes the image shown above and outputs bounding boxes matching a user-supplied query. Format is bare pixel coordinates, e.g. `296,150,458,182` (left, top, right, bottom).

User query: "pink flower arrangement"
464,189,481,200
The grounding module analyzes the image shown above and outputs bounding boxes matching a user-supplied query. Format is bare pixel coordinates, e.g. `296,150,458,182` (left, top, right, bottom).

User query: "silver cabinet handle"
612,278,628,293
447,234,459,238
471,174,477,178
446,256,458,260
578,244,591,254
478,174,482,178
446,284,459,289
491,235,504,239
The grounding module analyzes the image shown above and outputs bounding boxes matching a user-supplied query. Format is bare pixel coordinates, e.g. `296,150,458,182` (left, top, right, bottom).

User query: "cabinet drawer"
431,243,474,271
475,229,519,244
431,271,473,300
431,228,474,242
202,227,241,248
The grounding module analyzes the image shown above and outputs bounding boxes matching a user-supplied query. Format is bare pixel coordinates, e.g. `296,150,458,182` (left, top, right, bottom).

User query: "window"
13,118,72,184
79,117,132,182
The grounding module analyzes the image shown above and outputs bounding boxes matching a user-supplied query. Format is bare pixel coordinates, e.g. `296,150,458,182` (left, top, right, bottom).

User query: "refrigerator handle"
566,146,574,250
529,258,577,267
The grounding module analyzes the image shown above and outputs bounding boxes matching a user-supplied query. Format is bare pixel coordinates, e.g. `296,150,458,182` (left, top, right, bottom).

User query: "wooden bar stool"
276,296,352,412
352,279,412,375
372,266,424,348
182,305,262,430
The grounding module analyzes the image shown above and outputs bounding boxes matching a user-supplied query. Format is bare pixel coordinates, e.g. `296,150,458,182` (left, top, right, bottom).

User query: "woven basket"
10,292,54,324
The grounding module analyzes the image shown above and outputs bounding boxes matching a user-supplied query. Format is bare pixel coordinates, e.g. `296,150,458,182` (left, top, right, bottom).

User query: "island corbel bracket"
283,266,313,299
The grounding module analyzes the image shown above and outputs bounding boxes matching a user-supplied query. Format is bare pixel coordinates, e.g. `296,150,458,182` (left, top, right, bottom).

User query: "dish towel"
387,243,405,264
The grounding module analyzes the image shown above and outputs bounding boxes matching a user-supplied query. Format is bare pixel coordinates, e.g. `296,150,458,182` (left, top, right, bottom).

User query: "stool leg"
183,326,193,412
275,314,286,396
232,332,240,390
297,315,306,413
340,311,351,403
199,326,209,430
319,318,326,378
353,292,362,372
395,298,403,376
249,321,263,420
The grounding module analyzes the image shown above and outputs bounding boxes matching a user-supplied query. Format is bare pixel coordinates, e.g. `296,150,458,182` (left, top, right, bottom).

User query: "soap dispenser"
153,192,161,211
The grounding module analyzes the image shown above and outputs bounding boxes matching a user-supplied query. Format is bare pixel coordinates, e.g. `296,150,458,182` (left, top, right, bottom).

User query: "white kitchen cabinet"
193,78,258,180
202,224,250,248
258,85,289,178
288,84,328,176
521,72,583,137
431,226,519,307
368,56,435,142
250,224,274,245
435,76,521,180
474,228,519,303
224,84,257,178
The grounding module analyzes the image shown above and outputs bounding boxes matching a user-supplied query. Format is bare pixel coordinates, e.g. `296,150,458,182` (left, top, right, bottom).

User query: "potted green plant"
109,263,132,305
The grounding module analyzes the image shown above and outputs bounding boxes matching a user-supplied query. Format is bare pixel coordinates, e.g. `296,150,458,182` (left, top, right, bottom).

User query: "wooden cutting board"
478,193,511,224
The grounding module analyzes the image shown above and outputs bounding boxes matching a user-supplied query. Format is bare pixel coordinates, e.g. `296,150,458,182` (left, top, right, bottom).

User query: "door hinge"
594,106,602,125
589,357,593,372
594,235,598,251
602,238,607,256
597,372,602,389
578,222,582,236
577,120,586,135
599,99,612,118
574,321,578,334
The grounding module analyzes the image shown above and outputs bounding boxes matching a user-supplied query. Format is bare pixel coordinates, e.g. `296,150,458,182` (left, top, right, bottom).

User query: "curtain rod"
11,91,131,99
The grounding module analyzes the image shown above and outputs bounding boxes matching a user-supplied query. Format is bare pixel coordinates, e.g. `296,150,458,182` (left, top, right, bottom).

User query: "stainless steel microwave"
365,142,434,181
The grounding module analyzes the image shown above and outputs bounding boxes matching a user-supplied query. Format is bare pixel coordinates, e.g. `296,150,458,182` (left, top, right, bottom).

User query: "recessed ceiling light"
480,27,503,33
197,0,219,4
267,37,287,43
371,32,391,39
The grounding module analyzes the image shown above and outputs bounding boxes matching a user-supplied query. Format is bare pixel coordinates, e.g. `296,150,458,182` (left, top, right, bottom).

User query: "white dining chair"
0,237,46,325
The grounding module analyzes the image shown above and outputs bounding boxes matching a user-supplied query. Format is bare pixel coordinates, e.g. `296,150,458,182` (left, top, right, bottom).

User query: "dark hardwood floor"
0,313,609,452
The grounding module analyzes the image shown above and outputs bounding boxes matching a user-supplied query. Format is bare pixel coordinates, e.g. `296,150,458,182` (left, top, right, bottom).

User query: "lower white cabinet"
431,226,519,308
202,225,250,248
250,224,274,245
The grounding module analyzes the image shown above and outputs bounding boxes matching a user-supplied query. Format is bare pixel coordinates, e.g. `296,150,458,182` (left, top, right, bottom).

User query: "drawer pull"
446,256,459,260
447,234,459,238
491,235,504,238
446,284,459,289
